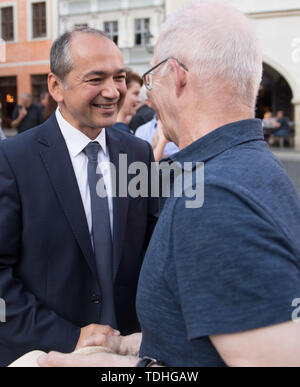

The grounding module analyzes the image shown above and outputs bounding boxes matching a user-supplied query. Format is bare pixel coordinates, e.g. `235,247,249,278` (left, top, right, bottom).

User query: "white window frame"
134,18,150,47
27,0,50,41
103,20,119,45
0,2,18,43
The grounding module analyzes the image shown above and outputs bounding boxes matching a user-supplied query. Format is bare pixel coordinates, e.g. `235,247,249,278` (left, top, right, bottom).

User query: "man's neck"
57,106,103,140
177,106,254,150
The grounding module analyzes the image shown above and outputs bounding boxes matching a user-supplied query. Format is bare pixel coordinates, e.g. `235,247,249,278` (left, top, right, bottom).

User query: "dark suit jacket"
0,114,158,366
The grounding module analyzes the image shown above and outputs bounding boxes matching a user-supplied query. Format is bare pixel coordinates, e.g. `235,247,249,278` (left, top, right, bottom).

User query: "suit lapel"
37,115,98,281
106,128,129,281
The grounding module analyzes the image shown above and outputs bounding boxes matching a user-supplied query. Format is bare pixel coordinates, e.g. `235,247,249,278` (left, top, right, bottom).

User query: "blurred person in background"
269,110,291,146
262,111,276,145
39,91,50,115
43,93,58,121
129,86,155,133
11,93,43,133
262,112,276,129
0,102,6,141
136,116,179,161
112,69,142,134
275,110,290,135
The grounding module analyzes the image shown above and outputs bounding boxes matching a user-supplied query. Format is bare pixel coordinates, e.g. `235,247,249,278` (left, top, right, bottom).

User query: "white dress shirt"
56,108,114,239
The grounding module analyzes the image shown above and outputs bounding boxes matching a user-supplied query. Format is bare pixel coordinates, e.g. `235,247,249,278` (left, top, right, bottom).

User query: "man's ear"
48,73,65,103
168,59,187,98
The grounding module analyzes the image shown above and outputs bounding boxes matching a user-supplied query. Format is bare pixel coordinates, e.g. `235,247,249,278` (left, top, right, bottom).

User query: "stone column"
119,10,129,48
294,101,300,150
152,7,164,42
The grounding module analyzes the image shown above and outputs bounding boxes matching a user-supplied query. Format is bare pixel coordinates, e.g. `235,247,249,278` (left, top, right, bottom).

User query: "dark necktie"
84,141,117,329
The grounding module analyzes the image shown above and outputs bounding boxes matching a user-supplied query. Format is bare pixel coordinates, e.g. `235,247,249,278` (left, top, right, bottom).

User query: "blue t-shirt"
136,119,300,367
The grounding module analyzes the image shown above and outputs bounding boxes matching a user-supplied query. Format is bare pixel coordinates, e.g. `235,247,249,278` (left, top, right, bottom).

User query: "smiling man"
0,27,158,366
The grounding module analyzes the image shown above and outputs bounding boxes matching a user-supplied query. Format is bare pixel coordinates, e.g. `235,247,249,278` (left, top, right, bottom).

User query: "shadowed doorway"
256,63,293,120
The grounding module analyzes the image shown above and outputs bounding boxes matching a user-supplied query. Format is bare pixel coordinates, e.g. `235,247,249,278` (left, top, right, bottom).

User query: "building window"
32,2,47,38
135,18,150,46
1,7,14,41
104,21,118,45
74,23,88,29
31,74,48,103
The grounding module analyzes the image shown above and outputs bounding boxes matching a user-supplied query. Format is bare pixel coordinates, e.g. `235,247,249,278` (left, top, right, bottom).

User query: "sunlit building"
58,0,165,75
0,0,58,128
0,0,299,147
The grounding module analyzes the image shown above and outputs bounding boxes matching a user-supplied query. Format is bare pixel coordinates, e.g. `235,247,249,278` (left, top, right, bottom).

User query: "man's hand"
38,331,142,367
75,324,120,351
152,120,168,149
81,332,142,356
11,106,28,128
38,351,138,367
152,120,169,162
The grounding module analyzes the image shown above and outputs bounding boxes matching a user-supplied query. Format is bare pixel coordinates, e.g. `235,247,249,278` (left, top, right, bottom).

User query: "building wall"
59,0,165,74
0,0,57,125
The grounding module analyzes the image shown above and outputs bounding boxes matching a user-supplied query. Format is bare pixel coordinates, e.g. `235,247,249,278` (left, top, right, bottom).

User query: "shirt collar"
162,119,264,169
55,108,107,157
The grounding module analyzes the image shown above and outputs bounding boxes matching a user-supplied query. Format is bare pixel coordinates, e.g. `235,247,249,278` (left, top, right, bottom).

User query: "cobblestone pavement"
272,150,300,197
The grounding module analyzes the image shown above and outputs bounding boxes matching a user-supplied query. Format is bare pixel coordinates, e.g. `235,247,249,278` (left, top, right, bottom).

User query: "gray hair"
50,27,109,81
156,0,263,108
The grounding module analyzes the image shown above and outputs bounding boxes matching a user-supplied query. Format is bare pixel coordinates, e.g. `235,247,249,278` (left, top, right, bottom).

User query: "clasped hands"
38,324,142,367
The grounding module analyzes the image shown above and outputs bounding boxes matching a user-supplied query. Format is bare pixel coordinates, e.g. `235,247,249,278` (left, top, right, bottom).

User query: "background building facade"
0,0,57,127
59,0,164,75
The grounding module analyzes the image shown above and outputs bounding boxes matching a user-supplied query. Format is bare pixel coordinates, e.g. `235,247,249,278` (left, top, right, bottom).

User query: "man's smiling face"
59,33,127,133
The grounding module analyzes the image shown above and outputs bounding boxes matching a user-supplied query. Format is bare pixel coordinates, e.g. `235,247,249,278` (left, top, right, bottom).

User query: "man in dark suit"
0,27,158,366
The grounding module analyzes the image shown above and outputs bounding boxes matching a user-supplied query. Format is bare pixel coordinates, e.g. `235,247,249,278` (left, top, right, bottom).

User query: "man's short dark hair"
50,27,109,81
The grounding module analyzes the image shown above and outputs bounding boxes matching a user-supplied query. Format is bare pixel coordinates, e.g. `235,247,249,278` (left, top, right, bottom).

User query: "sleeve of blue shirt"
172,184,300,341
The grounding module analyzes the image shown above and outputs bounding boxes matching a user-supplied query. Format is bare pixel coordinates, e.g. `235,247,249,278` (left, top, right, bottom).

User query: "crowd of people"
0,80,294,159
0,91,58,138
0,0,300,368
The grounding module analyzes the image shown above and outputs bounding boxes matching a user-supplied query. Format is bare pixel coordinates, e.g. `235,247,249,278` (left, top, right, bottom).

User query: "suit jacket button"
91,294,101,304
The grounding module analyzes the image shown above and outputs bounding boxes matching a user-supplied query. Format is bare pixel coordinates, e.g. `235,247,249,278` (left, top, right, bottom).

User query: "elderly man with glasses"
40,0,300,368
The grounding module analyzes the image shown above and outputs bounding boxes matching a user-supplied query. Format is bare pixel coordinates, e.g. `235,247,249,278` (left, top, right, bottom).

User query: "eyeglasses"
142,57,189,91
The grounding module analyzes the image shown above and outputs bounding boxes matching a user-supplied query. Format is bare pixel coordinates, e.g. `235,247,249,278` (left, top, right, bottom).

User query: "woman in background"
112,68,142,134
